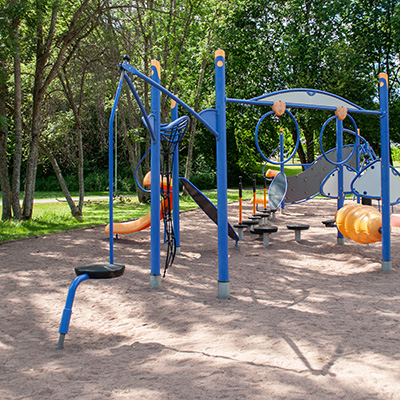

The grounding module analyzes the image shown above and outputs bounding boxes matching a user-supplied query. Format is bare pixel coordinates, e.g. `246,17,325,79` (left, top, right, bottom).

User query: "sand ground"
0,198,399,399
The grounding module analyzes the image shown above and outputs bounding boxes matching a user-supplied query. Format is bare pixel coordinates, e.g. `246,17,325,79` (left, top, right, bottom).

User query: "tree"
21,0,110,219
218,0,384,170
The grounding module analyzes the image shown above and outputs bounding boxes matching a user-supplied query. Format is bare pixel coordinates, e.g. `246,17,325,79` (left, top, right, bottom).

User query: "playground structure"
229,82,395,259
105,50,392,301
56,50,394,350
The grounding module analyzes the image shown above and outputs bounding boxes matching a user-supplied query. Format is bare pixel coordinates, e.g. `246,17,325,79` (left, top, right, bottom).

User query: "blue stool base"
57,263,125,350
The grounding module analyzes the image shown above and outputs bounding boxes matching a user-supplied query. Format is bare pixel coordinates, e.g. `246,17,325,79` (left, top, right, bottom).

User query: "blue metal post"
215,50,229,299
279,128,285,211
356,129,361,203
108,71,124,265
150,60,161,289
336,118,344,244
379,73,391,271
171,100,181,254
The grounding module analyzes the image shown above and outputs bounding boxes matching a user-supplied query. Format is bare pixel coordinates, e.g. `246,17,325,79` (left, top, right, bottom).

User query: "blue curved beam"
120,61,219,140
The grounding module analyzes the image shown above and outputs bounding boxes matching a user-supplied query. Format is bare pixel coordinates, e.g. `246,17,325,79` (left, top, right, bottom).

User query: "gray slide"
285,147,357,204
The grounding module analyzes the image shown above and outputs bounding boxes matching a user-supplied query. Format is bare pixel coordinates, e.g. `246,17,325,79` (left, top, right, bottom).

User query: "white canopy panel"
254,89,363,112
351,159,400,205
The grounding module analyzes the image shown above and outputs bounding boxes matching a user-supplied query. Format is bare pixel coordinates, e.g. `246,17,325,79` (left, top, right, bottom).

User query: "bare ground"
0,198,399,399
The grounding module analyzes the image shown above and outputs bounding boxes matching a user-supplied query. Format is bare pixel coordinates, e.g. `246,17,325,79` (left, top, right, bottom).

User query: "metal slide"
180,178,239,242
285,147,357,204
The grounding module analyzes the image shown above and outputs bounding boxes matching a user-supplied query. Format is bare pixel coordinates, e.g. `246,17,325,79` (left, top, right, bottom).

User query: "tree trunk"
22,7,51,219
38,141,81,219
59,69,85,215
184,57,207,186
22,102,41,219
0,53,12,220
120,110,149,203
11,26,23,219
291,129,307,168
304,129,315,164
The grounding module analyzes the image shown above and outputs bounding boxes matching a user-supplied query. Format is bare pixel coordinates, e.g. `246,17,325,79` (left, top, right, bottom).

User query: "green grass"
0,190,253,242
262,162,303,177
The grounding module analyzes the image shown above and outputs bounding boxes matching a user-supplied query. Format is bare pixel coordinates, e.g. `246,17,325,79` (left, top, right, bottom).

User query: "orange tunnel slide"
105,172,172,235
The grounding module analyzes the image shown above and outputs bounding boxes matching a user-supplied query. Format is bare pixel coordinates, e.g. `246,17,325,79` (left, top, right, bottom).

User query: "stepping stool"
241,219,260,232
57,263,125,350
234,223,248,240
256,210,270,225
287,224,310,242
250,226,278,247
248,215,262,223
269,208,278,220
322,219,336,227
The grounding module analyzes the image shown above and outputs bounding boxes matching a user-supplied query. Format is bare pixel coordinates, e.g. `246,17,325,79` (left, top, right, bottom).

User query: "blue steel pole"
336,118,344,244
379,73,391,271
171,100,181,254
356,129,361,203
108,71,124,265
150,60,161,288
215,50,229,299
279,128,285,211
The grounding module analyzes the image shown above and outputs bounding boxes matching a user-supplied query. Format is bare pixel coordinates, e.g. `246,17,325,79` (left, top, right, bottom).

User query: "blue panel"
199,109,217,131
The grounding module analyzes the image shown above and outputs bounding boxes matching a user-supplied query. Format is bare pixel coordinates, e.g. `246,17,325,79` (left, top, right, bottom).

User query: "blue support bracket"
57,273,90,350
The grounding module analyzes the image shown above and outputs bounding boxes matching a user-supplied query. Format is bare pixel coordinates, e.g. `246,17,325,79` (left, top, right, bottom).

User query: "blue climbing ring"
319,114,359,166
255,110,300,165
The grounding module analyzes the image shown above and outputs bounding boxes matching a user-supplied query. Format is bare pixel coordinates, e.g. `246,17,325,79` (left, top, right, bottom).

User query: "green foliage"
189,154,216,189
391,144,400,162
83,172,108,192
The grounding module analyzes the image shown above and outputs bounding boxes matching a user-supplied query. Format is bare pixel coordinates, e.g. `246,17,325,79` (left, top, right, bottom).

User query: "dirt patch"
1,198,399,399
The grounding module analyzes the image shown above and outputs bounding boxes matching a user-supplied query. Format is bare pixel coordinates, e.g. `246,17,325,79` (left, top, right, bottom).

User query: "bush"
35,175,60,191
391,145,400,163
190,170,216,190
84,171,109,191
115,176,136,193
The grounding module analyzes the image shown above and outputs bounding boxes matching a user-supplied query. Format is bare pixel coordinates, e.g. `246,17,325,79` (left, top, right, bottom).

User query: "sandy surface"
1,198,399,400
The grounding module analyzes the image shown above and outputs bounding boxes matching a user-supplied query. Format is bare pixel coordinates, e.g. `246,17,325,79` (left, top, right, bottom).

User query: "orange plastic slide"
105,172,172,235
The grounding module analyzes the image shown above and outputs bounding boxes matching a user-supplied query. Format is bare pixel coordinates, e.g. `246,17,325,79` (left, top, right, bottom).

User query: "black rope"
160,117,189,277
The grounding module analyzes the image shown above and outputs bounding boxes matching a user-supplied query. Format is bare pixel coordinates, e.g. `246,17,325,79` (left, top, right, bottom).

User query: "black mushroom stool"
57,263,125,350
269,208,278,220
250,226,278,247
233,223,248,240
241,219,260,232
248,215,262,223
256,209,271,225
287,224,310,242
322,219,336,227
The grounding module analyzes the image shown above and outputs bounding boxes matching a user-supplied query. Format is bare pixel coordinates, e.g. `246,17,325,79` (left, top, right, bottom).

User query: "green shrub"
391,145,400,163
84,171,109,191
35,175,60,191
190,170,216,189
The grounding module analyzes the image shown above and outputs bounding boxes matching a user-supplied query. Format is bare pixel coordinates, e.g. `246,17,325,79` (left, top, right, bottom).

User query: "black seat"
322,219,336,227
287,224,310,242
251,226,278,234
75,263,125,279
287,224,310,231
